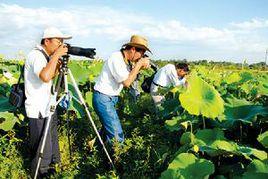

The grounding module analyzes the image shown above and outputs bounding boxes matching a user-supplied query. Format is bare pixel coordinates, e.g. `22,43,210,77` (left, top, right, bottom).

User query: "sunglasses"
135,47,145,53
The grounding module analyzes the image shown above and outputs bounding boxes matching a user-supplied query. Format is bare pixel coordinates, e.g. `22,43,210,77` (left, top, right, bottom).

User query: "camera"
142,54,158,72
65,43,96,58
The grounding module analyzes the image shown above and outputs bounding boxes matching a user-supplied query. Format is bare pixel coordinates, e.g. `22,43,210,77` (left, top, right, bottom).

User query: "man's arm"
39,45,67,83
122,58,150,88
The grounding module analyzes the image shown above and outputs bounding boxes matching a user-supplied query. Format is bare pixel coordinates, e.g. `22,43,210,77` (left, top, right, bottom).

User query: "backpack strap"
16,48,49,85
15,65,25,90
35,48,50,63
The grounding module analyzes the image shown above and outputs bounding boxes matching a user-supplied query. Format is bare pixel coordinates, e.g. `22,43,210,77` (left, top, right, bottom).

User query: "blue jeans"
93,91,124,144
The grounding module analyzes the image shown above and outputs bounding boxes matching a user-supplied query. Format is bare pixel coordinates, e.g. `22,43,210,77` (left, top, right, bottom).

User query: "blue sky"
1,0,268,63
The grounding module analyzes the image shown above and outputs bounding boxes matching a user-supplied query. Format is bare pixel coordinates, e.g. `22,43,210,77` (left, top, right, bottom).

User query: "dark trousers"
29,112,60,176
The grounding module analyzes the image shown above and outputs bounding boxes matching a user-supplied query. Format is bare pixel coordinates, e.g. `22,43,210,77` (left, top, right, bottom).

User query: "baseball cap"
42,27,72,39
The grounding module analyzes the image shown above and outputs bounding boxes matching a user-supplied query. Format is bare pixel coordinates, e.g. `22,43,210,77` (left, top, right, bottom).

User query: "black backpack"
141,74,155,93
9,66,25,108
9,49,49,108
141,61,158,93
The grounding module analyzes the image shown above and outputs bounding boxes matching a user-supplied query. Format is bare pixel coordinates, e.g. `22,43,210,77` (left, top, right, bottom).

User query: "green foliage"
0,112,18,131
225,72,241,84
160,153,215,179
179,73,224,119
243,159,268,179
0,134,28,178
0,96,15,112
0,59,267,178
180,128,267,161
257,131,268,149
218,97,268,126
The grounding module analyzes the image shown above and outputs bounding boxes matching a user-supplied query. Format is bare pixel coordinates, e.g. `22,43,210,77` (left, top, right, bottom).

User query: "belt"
152,81,163,87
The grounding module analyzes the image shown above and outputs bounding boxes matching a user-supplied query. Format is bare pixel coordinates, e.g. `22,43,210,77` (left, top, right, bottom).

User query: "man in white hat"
24,27,71,177
93,35,151,144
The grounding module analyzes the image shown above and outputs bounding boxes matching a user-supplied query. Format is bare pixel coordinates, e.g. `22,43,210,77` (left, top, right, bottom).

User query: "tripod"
34,55,114,179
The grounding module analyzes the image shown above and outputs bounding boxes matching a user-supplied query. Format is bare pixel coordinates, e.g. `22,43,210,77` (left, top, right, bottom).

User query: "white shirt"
152,64,186,88
94,51,129,96
24,45,52,118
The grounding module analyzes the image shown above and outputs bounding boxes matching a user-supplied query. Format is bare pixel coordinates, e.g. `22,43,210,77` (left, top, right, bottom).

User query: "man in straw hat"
93,35,151,144
24,27,71,177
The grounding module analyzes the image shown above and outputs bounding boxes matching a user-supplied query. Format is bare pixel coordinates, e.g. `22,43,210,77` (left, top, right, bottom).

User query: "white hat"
42,27,72,39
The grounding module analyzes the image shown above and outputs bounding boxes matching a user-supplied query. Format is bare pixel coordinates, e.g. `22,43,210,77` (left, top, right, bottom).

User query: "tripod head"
60,55,70,73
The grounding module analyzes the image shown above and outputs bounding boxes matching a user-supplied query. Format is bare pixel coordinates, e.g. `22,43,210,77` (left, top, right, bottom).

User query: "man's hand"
53,44,68,58
137,57,150,69
184,81,189,88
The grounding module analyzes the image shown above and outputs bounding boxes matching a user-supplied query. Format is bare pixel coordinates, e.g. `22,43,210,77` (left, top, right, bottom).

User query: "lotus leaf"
179,74,224,119
160,153,214,179
257,131,268,149
219,97,268,125
0,112,17,131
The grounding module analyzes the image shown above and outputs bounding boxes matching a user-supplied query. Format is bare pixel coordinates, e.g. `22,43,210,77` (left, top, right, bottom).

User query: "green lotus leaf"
179,74,224,119
240,82,256,95
246,159,268,173
237,146,267,161
85,91,93,108
219,97,268,125
0,111,17,131
0,96,15,112
181,129,267,160
257,74,268,96
180,132,196,145
257,131,268,149
197,129,267,160
217,163,245,177
160,153,214,179
225,72,241,84
239,71,254,83
243,172,268,179
206,71,222,87
68,83,85,118
195,128,226,142
68,61,102,84
159,98,180,119
243,159,268,179
165,116,184,132
194,129,238,156
258,82,268,96
165,118,180,132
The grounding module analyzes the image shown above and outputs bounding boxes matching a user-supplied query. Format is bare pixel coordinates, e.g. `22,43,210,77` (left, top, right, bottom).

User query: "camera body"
65,43,96,58
142,54,158,72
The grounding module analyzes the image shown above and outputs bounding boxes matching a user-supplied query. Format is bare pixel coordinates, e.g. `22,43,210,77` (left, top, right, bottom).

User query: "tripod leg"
68,69,115,169
66,110,72,160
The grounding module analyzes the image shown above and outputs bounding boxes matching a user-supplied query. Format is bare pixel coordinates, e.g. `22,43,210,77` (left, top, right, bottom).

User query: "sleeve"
30,51,47,78
108,54,129,83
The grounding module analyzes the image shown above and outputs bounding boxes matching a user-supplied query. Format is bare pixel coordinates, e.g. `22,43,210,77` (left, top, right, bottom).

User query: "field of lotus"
0,57,267,178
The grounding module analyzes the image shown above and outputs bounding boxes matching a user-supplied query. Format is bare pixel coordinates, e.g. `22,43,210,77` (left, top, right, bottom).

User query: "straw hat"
122,35,151,53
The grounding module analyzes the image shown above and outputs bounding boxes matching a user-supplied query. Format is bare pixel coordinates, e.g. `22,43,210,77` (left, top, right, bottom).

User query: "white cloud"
231,18,268,30
0,3,267,63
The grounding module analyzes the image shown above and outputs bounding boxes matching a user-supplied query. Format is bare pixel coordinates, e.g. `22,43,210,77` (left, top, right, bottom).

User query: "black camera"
65,43,96,58
142,54,158,72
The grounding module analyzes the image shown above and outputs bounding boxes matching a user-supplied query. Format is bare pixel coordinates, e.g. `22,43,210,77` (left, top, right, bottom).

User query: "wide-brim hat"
122,35,152,53
42,27,72,39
